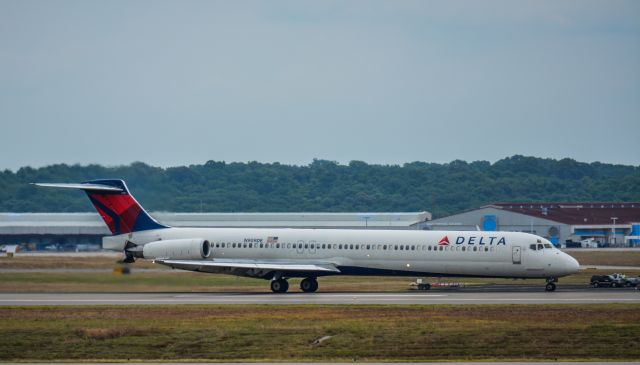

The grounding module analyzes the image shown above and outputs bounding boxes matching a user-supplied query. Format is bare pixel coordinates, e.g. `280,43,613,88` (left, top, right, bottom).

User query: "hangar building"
0,211,431,251
422,202,640,247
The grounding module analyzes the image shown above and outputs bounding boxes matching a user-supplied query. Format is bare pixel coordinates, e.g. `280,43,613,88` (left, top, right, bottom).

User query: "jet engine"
141,238,211,260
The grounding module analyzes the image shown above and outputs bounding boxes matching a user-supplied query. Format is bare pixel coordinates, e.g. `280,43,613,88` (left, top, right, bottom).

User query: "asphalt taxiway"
1,287,638,305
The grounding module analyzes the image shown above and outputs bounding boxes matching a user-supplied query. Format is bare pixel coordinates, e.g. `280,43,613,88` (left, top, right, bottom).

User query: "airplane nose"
566,255,580,274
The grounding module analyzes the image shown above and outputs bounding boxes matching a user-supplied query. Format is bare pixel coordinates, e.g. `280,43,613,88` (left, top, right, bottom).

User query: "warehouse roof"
0,211,431,235
487,202,640,225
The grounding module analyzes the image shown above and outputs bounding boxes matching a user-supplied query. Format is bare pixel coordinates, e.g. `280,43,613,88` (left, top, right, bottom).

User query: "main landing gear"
545,277,557,292
300,277,318,293
270,279,289,293
270,277,319,293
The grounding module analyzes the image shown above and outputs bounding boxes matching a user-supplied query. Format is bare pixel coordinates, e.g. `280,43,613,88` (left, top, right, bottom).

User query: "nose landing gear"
545,277,557,292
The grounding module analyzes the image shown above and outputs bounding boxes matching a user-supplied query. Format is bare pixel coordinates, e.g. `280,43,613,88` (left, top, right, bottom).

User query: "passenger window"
428,246,432,251
350,244,354,250
411,245,415,250
462,246,466,251
438,246,443,251
473,246,477,252
355,245,359,250
530,244,536,250
366,245,370,250
400,245,404,250
276,243,280,248
322,244,326,249
383,245,387,250
287,243,291,249
484,247,489,252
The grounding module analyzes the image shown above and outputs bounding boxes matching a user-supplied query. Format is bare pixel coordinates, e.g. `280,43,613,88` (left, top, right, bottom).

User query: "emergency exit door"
512,246,521,264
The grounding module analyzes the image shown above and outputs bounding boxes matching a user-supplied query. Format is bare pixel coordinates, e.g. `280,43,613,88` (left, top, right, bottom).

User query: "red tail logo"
438,236,450,245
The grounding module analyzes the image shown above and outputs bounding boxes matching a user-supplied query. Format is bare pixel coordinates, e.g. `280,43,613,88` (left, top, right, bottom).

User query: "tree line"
1,155,638,218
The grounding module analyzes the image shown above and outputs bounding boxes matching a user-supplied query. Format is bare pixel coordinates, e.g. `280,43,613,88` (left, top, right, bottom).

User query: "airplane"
34,179,580,293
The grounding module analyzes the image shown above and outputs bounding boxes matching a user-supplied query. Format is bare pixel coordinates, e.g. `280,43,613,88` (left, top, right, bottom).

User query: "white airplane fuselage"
106,227,579,279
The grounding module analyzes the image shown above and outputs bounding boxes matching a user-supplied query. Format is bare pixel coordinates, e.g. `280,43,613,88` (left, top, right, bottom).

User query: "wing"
154,259,340,278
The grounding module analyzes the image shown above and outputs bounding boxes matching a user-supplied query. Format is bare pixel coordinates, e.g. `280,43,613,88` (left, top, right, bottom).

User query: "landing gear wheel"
270,279,289,293
545,282,556,292
300,277,319,293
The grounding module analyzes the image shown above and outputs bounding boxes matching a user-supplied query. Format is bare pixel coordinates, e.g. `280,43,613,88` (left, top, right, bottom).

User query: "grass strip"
1,269,639,293
1,304,639,361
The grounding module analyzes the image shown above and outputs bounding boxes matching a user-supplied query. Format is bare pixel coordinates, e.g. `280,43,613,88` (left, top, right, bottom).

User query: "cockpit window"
537,244,544,250
544,243,552,249
537,239,542,243
529,244,537,250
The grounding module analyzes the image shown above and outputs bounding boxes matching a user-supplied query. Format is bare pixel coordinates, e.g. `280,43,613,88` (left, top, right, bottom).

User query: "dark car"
590,275,623,288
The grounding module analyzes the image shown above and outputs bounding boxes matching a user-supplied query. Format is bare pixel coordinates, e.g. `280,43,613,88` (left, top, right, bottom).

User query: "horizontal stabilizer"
32,182,123,192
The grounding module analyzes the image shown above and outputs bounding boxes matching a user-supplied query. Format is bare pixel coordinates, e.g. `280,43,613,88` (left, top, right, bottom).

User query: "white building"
0,211,431,250
421,202,640,247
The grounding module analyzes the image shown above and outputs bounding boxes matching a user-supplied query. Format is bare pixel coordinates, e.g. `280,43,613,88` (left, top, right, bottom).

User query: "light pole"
611,217,618,246
363,216,371,229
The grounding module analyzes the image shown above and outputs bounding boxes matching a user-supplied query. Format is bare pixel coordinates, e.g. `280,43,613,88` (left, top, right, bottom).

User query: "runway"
2,287,639,305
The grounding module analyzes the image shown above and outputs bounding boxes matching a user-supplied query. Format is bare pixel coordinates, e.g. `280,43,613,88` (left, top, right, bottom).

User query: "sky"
1,0,639,170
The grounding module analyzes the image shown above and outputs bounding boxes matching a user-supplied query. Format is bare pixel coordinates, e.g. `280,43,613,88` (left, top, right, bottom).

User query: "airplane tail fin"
33,179,168,235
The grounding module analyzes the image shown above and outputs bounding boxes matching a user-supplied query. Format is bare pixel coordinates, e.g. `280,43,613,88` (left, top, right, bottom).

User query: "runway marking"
173,294,449,298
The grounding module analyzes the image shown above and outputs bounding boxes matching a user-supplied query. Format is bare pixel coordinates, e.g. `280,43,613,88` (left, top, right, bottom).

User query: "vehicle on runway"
591,273,640,288
35,180,580,293
590,275,623,288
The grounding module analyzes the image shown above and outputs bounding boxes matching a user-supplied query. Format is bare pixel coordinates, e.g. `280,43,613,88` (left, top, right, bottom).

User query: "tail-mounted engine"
139,238,211,260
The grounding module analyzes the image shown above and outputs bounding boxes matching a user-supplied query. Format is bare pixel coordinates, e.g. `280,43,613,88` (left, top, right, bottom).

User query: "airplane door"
512,246,522,264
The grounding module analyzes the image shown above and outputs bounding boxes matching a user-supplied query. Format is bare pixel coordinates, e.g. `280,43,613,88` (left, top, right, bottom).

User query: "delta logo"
438,236,450,245
437,235,508,246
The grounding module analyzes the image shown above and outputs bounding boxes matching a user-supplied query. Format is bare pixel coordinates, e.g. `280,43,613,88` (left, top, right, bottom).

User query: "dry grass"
566,250,640,267
76,327,148,340
0,254,162,269
0,304,639,361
